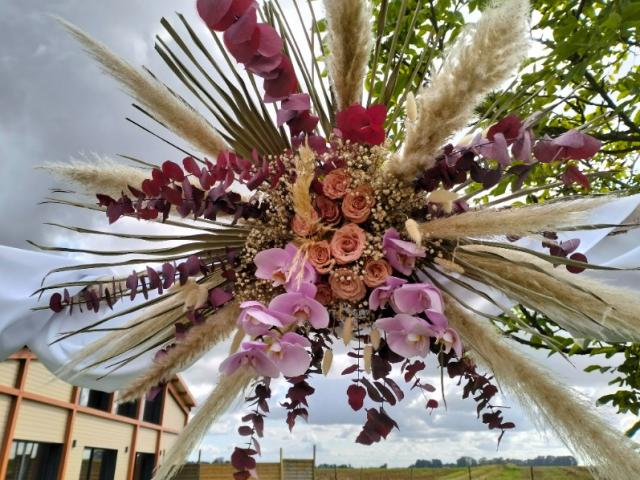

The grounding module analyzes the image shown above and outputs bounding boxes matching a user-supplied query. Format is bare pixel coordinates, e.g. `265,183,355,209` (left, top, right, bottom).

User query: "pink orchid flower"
219,343,280,378
375,314,432,358
269,292,330,329
369,276,407,310
237,301,285,336
391,283,444,315
239,332,311,377
382,228,426,276
424,310,463,358
254,243,316,292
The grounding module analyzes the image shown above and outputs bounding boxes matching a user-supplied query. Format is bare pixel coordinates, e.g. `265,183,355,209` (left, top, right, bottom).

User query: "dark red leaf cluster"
281,376,314,432
414,115,601,193
446,355,515,443
98,154,275,225
232,380,271,479
336,104,387,146
542,232,589,274
197,0,318,141
355,408,398,445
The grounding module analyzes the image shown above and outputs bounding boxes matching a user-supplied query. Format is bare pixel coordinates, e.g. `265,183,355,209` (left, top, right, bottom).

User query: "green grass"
315,465,594,480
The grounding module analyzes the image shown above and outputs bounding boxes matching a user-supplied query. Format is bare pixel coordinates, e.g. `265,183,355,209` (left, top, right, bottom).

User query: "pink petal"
274,343,311,377
281,332,311,348
256,24,283,57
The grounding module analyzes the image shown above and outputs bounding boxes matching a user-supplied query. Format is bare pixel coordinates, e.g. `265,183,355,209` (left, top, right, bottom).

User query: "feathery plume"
389,0,530,179
119,302,240,402
420,196,610,240
323,0,372,110
456,245,640,342
291,145,317,221
153,367,255,480
56,18,227,159
40,156,149,199
445,298,640,480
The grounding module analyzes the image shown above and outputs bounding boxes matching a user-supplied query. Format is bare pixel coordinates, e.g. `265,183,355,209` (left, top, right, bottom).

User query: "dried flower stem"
445,298,640,480
420,196,610,240
457,245,640,342
40,156,149,199
390,0,530,179
119,302,240,402
153,366,255,480
57,17,227,159
323,0,372,110
291,145,317,220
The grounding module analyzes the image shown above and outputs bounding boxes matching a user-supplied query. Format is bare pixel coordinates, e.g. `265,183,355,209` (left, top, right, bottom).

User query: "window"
79,447,117,480
6,440,62,480
133,453,156,480
116,399,139,419
79,389,112,412
143,390,164,424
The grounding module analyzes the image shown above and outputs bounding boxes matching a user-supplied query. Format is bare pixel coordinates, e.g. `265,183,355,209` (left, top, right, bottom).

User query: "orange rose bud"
308,241,334,274
330,223,366,264
329,268,366,302
322,168,351,199
342,185,375,223
363,258,391,288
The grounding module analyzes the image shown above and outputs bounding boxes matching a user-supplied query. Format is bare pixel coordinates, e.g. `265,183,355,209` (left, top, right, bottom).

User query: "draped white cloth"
1,195,640,391
0,245,154,391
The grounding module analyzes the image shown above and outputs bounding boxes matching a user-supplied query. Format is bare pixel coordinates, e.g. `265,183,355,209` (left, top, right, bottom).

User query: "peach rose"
342,185,375,223
291,210,319,237
314,194,341,225
330,223,366,264
308,241,334,274
363,259,391,288
315,283,333,306
322,168,351,199
329,268,366,302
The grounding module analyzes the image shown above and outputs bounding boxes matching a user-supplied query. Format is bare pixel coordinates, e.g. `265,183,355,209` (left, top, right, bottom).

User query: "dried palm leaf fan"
38,0,640,478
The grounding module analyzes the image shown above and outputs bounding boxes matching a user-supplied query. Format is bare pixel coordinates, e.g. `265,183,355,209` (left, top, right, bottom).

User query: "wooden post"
197,449,202,464
530,466,534,479
334,465,337,480
280,448,284,480
468,465,472,479
410,467,413,480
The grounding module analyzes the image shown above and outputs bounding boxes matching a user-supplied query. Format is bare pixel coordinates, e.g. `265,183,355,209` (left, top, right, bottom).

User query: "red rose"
336,104,387,146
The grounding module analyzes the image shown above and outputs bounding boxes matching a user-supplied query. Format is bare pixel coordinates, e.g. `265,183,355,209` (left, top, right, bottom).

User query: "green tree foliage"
364,0,640,435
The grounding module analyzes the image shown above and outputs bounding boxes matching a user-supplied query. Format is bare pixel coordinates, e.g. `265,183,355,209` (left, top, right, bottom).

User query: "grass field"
315,465,593,479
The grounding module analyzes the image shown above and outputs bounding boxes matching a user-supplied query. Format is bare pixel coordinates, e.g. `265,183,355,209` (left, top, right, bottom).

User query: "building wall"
0,361,19,388
164,393,187,431
65,412,135,480
136,427,158,454
0,396,11,436
0,353,194,480
14,400,67,443
23,361,73,402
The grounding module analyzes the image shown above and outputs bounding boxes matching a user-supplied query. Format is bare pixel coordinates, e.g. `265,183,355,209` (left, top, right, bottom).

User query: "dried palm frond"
153,367,255,480
445,298,640,480
420,195,610,240
456,245,640,342
40,155,149,199
390,0,530,178
119,302,240,402
324,0,372,110
56,17,228,159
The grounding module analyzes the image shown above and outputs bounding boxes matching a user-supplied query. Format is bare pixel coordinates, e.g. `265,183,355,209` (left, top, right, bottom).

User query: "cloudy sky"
0,0,635,468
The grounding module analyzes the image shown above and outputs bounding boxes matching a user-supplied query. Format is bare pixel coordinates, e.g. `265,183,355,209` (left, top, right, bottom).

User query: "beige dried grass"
390,0,530,179
291,145,317,221
323,0,372,110
40,156,149,199
420,196,610,240
153,366,255,480
456,244,640,342
119,302,240,402
57,18,227,159
445,298,640,480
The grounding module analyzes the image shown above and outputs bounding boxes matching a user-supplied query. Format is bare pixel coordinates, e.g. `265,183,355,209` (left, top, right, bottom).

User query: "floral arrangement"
40,1,640,479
